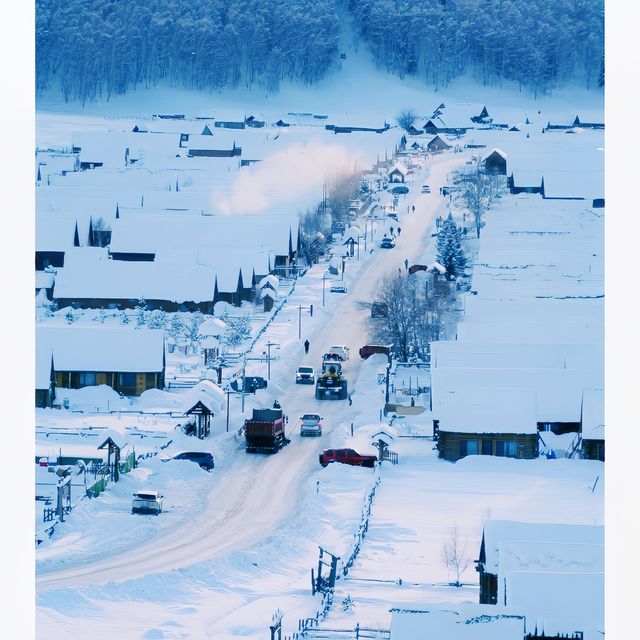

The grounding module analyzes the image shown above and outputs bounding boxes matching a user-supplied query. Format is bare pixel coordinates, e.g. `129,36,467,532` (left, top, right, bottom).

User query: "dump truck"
244,408,290,453
315,357,348,400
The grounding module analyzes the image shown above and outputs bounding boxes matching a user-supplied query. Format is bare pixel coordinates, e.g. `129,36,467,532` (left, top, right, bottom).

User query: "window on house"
504,441,518,457
118,373,136,388
460,440,478,457
78,372,96,386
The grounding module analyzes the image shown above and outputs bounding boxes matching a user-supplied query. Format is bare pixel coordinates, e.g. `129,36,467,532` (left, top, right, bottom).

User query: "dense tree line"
348,0,603,95
36,0,341,101
36,0,603,103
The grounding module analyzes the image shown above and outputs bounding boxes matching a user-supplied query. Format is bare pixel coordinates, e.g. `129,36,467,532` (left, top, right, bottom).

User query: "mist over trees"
36,0,603,103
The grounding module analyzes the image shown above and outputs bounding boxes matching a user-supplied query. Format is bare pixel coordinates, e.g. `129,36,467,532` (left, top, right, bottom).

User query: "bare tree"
396,109,417,132
442,527,472,587
456,160,505,238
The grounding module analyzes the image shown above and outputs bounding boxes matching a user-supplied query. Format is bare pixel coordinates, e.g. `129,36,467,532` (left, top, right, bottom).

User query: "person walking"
390,225,394,236
404,258,409,270
397,226,401,236
304,339,310,354
348,394,353,406
412,205,415,213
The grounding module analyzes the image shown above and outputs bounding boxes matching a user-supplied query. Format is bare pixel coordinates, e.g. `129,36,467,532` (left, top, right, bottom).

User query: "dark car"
163,451,215,471
319,448,376,468
380,236,396,249
391,185,409,195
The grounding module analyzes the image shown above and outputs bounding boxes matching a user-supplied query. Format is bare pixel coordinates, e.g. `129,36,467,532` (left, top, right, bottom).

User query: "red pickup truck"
319,448,377,468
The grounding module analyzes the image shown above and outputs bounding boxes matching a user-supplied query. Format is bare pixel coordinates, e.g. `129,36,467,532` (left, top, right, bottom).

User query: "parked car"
387,212,398,221
370,302,388,318
131,490,163,515
330,282,347,293
162,451,214,471
391,185,409,195
300,414,323,437
421,184,431,193
380,236,396,249
296,366,315,384
359,344,391,359
319,448,376,468
329,345,350,361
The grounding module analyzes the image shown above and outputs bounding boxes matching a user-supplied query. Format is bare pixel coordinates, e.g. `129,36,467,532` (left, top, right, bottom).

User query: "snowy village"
25,2,611,639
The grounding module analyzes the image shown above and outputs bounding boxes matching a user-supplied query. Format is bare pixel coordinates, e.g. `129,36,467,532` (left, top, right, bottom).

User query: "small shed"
387,163,408,183
426,135,451,153
484,149,507,175
183,380,225,439
97,430,129,482
259,287,278,312
201,336,220,366
198,317,228,339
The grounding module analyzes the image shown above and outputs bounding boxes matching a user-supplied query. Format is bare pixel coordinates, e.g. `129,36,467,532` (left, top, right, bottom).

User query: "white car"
330,282,347,293
295,366,315,384
329,345,350,361
421,184,431,193
300,414,323,437
132,490,163,515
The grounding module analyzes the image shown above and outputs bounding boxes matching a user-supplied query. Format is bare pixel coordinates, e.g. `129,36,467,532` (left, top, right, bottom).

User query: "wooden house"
187,138,242,157
214,120,246,129
259,287,277,312
470,105,491,123
245,115,265,128
434,387,539,462
475,520,603,607
35,345,55,408
426,135,451,153
37,326,165,398
581,388,604,461
484,149,507,175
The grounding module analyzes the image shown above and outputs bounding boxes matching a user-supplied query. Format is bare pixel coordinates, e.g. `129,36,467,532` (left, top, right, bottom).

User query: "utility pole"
225,388,231,432
264,341,279,380
298,305,313,339
241,359,247,413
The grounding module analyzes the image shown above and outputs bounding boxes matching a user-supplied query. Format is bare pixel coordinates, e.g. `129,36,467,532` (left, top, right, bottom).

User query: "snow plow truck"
315,354,348,400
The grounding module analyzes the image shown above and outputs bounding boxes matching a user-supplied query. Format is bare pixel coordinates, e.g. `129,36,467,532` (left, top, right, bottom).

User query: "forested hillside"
36,0,603,103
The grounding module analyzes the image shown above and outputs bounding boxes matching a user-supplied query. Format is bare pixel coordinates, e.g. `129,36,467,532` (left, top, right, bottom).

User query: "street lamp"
322,274,328,307
298,305,313,339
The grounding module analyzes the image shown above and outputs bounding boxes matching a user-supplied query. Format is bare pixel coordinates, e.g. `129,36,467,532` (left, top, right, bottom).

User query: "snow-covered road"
36,154,467,592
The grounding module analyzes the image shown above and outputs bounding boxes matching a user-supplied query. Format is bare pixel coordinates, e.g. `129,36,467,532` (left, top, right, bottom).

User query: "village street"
36,154,468,592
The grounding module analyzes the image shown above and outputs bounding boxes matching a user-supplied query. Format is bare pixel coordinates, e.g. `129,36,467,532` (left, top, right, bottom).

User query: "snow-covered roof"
434,387,538,435
200,336,220,349
390,604,524,640
505,571,603,636
485,147,507,159
182,380,225,414
481,520,604,574
388,162,408,176
37,326,165,373
259,287,278,300
509,170,542,188
581,388,604,441
97,428,128,451
258,274,279,290
430,342,603,372
431,368,602,423
54,259,217,303
543,170,603,200
109,212,299,258
36,213,89,251
198,317,228,337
